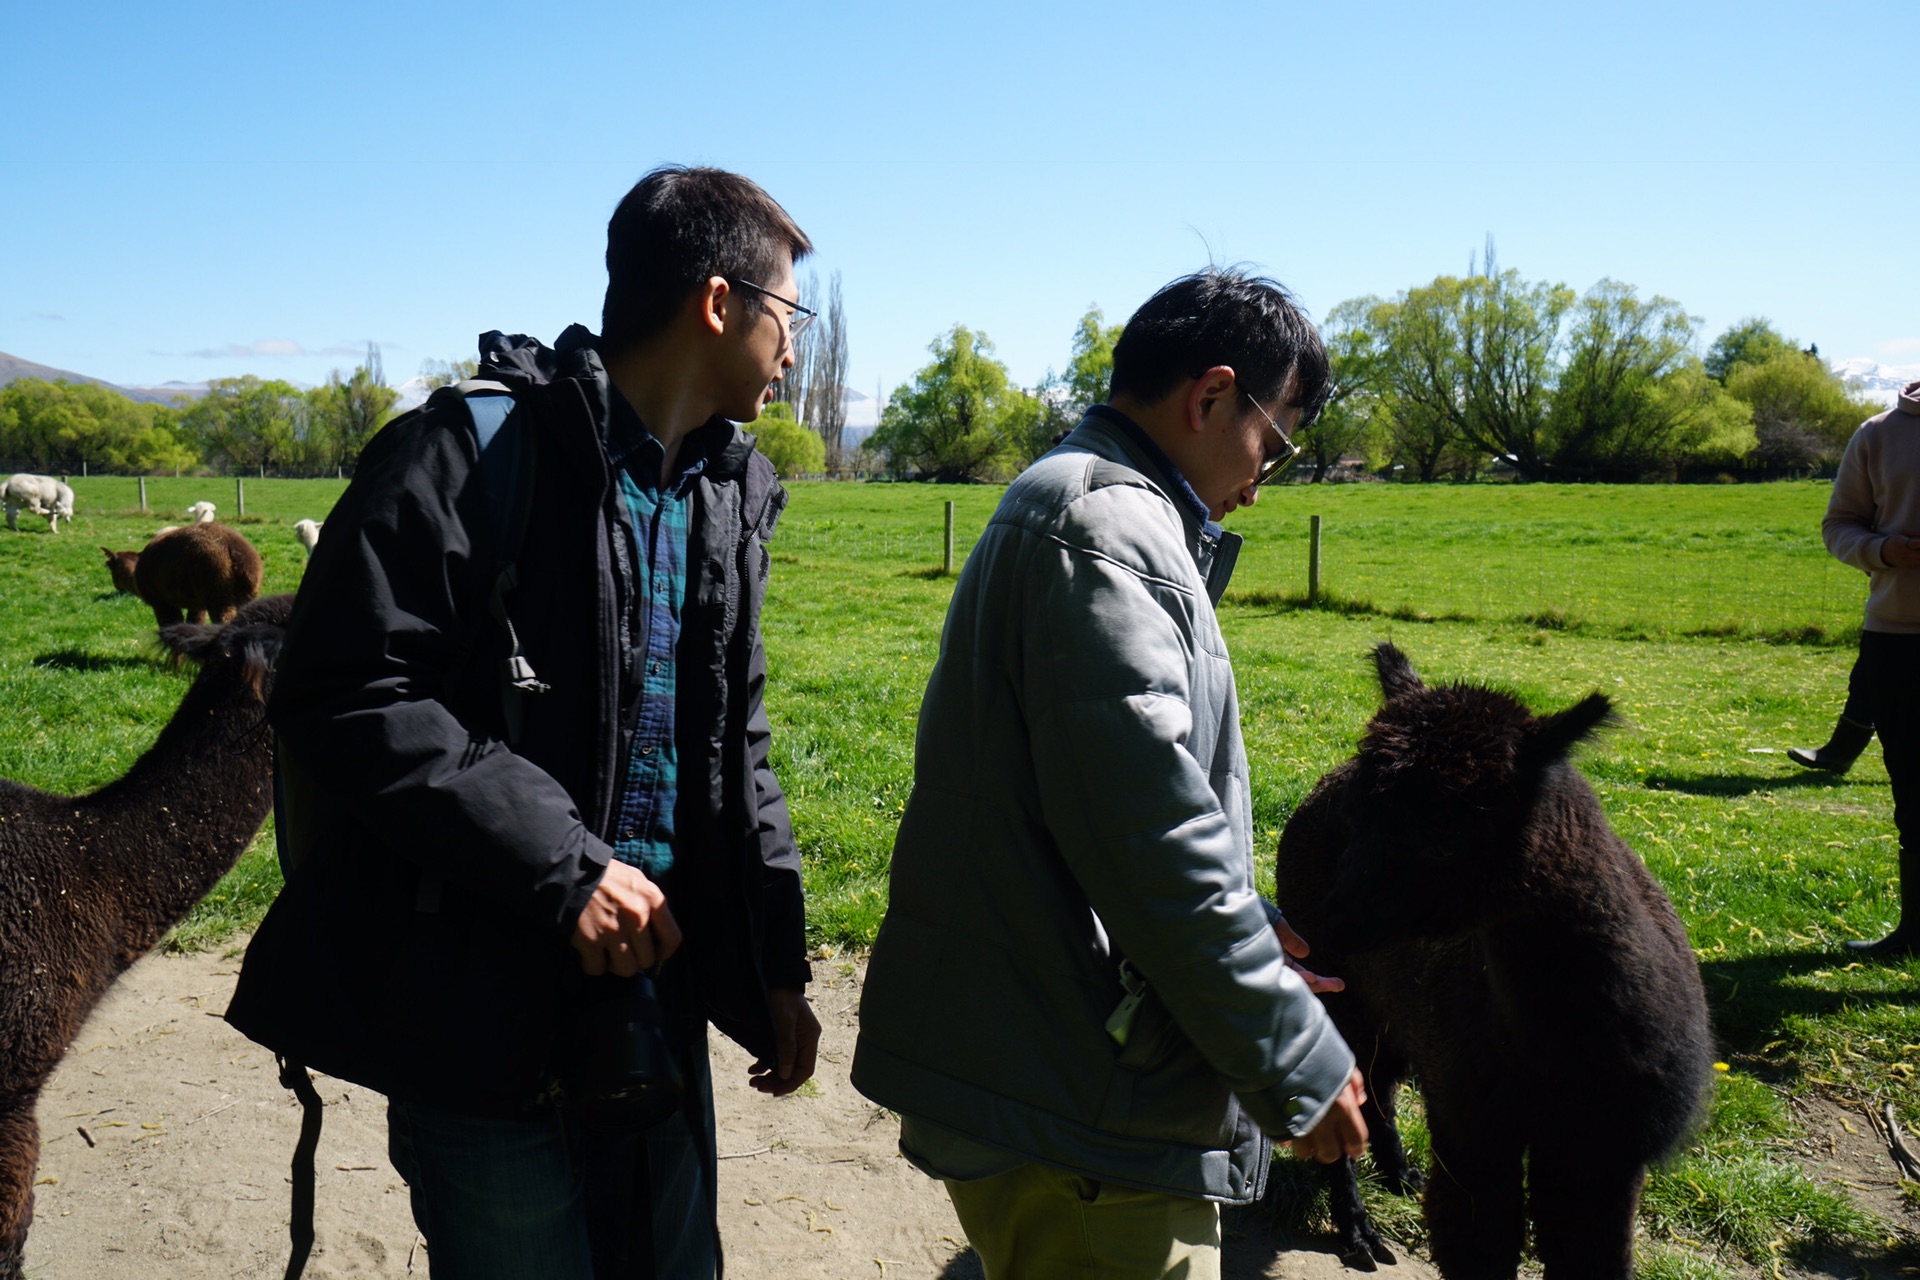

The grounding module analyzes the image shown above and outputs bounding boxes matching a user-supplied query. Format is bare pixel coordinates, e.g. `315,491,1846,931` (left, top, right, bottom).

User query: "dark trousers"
1841,649,1874,727
386,964,719,1280
1859,631,1920,915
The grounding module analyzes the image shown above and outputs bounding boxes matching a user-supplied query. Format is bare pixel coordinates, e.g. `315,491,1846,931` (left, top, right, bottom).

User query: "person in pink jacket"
1822,379,1920,955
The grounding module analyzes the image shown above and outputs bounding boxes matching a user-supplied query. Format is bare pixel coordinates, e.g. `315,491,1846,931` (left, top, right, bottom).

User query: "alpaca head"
157,593,293,702
186,501,217,523
1320,643,1613,949
102,547,140,594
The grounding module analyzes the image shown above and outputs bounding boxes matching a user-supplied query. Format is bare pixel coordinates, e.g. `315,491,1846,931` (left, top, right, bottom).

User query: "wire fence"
774,485,1868,644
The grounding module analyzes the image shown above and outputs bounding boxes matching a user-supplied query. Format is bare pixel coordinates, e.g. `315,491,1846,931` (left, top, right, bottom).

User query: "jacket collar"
480,326,759,480
1073,405,1242,605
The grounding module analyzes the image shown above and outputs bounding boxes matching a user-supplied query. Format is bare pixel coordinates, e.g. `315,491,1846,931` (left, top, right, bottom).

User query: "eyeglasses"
1245,394,1302,486
731,278,817,343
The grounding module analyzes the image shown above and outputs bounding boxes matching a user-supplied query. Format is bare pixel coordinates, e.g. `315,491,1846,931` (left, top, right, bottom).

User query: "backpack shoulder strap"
447,380,549,742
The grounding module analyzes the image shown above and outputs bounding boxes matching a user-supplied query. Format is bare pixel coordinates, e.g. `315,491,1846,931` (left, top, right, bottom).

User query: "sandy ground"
21,944,1438,1280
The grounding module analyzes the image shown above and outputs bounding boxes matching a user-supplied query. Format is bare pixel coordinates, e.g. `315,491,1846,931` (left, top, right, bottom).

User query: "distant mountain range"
1831,357,1919,407
0,350,210,405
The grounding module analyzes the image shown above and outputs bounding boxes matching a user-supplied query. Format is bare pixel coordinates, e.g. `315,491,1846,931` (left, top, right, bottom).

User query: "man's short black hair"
1108,268,1330,427
600,166,814,356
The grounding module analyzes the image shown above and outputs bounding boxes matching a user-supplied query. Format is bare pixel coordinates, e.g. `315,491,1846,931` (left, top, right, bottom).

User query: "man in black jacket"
228,166,819,1279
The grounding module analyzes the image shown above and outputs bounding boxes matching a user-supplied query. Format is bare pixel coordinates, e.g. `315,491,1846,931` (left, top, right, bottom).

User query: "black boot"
1789,715,1874,773
1847,846,1918,958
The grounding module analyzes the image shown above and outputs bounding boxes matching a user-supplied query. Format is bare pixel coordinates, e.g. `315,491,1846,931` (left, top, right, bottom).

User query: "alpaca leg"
1527,1148,1642,1280
1422,1123,1526,1280
0,1094,41,1280
1365,1065,1422,1197
1319,1155,1397,1270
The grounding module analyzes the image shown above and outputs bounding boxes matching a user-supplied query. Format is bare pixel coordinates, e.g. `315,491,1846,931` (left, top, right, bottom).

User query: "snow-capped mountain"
1832,357,1920,407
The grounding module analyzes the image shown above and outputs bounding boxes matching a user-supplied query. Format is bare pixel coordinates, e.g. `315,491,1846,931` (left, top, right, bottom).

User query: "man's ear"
697,275,731,337
1185,365,1237,433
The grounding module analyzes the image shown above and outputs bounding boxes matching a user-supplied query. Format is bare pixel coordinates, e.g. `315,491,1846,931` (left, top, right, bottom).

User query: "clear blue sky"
3,0,1915,415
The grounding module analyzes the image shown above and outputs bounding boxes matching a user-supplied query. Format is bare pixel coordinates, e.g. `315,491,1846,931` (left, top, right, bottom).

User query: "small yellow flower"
1713,1062,1730,1072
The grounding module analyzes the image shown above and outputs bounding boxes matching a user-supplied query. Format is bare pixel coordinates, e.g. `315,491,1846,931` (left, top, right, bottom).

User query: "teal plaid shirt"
606,394,704,880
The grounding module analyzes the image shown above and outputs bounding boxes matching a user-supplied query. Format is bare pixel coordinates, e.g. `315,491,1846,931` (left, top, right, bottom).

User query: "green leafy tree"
1371,255,1573,480
868,327,1040,482
1546,280,1727,477
0,379,193,473
1704,318,1794,383
1298,297,1387,481
179,376,310,473
1725,350,1881,469
419,357,481,390
309,345,398,473
1063,307,1123,417
750,400,826,476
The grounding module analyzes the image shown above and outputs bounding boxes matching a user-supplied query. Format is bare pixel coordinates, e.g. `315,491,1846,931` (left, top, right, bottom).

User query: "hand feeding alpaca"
0,596,291,1280
1275,643,1712,1280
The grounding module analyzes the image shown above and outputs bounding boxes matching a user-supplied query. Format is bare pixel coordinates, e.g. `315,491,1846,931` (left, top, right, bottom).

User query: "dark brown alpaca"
0,595,290,1280
117,523,264,629
1276,644,1712,1280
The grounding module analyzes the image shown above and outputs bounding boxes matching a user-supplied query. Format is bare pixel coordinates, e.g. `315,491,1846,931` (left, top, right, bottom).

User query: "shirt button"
650,661,661,674
640,744,655,756
618,828,634,840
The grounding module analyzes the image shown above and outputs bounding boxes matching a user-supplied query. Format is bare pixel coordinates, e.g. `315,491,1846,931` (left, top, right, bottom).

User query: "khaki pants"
944,1163,1221,1280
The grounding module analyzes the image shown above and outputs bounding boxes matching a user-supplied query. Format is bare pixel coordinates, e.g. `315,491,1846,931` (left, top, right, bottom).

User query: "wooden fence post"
138,477,147,511
943,501,955,575
236,477,246,517
1309,515,1322,605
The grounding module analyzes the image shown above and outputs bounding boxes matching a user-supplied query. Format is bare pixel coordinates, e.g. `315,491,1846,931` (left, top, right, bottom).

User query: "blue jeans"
387,1030,717,1280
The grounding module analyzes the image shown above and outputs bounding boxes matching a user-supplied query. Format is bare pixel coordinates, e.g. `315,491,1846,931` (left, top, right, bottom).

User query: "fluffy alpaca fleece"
1275,643,1712,1280
126,524,263,629
1,475,74,534
0,596,290,1280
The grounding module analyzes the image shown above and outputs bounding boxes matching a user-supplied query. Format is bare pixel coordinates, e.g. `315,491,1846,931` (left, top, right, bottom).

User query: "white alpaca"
185,501,217,524
1,475,75,534
294,519,323,555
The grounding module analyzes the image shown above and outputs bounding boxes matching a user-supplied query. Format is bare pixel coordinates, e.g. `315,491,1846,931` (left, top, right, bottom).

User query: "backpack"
268,379,545,1280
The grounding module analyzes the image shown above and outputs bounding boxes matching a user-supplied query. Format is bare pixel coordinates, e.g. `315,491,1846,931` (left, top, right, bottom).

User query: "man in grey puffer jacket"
853,270,1366,1278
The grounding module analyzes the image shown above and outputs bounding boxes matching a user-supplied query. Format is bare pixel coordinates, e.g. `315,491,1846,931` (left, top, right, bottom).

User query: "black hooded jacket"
226,327,809,1115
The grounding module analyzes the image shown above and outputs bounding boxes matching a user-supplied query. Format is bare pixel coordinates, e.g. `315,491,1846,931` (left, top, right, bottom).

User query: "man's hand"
748,987,821,1097
571,859,682,977
1883,534,1920,568
1276,917,1346,994
1287,1068,1370,1163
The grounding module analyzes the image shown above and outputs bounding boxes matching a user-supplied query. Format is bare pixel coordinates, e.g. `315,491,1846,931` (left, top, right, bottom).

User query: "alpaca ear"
1524,692,1613,768
1372,642,1424,702
158,621,224,667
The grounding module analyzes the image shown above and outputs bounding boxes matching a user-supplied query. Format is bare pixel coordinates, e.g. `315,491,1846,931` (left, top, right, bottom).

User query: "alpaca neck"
77,673,274,959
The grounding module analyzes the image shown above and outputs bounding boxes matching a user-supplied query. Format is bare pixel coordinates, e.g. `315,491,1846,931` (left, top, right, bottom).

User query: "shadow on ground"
1640,770,1879,798
32,649,152,671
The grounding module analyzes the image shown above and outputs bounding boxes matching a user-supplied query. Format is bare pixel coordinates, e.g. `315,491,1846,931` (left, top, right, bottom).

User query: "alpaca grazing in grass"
0,596,290,1280
1276,643,1712,1280
99,523,263,630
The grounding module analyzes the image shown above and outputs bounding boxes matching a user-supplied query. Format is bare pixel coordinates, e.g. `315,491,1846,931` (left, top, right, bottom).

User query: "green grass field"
3,473,1914,1274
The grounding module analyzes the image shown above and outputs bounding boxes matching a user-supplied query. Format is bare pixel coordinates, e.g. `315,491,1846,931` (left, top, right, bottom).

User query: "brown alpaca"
1276,644,1712,1280
99,547,139,594
0,596,290,1280
125,523,264,629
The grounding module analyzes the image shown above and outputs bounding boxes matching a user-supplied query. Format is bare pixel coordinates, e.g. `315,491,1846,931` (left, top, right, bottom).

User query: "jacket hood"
1900,379,1920,419
474,326,763,481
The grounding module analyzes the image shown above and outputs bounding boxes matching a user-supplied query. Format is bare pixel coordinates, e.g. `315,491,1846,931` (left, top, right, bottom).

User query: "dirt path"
24,943,1434,1279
